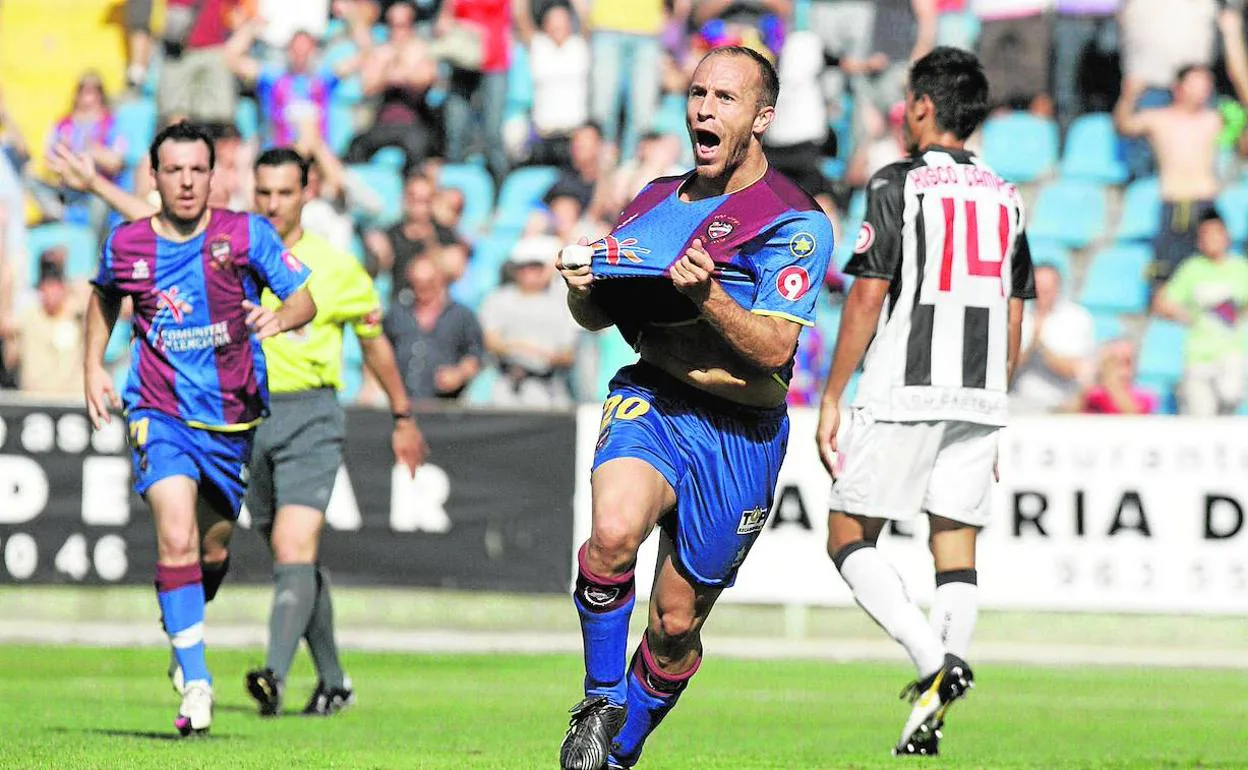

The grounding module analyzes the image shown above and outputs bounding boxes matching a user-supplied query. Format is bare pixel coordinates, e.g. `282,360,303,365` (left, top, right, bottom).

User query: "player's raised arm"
49,143,158,222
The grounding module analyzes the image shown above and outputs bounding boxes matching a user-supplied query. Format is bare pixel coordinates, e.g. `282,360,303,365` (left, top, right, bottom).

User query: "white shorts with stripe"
828,408,999,527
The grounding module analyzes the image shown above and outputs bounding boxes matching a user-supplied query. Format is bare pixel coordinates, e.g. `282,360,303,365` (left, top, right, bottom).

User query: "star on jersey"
592,235,651,266
789,232,817,259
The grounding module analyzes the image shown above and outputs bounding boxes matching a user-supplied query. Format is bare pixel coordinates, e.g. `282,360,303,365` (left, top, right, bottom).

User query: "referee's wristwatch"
393,409,416,423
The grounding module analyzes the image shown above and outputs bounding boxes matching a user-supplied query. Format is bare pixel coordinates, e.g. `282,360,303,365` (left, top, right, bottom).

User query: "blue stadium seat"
114,98,157,167
1089,310,1126,343
1136,374,1178,415
1216,181,1248,245
1060,113,1128,185
26,222,98,283
981,113,1058,183
327,102,355,156
505,42,533,119
493,166,558,232
347,164,403,227
820,157,846,182
833,190,867,270
1078,243,1152,314
1028,240,1072,282
1137,319,1187,384
338,363,364,405
236,97,260,142
439,163,496,235
1027,180,1107,248
370,146,407,173
1115,176,1161,242
464,366,499,406
104,321,130,364
342,325,363,367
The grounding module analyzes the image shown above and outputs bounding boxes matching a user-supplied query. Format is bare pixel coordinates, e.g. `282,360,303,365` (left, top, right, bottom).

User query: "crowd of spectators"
0,0,1247,417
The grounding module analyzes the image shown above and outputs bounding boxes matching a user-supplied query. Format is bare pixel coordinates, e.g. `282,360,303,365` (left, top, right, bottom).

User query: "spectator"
845,0,938,138
479,235,580,407
1052,0,1121,130
845,100,907,187
807,0,875,122
588,0,687,158
543,122,609,216
224,18,363,147
157,0,246,124
6,250,84,397
1119,0,1220,178
607,131,684,215
431,184,467,237
515,0,591,168
1081,338,1158,414
764,30,831,196
972,0,1054,111
1114,67,1221,283
124,0,155,89
435,0,513,182
255,0,331,48
1153,211,1248,416
384,257,484,401
345,1,439,172
45,71,124,233
365,173,462,296
1011,263,1096,414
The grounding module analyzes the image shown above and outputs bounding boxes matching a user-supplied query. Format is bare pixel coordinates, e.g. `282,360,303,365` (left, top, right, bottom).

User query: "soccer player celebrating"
815,48,1035,756
556,47,833,770
83,122,317,736
58,142,428,717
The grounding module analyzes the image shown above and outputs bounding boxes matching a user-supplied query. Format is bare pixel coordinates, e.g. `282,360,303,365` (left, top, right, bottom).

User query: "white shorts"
828,409,1000,527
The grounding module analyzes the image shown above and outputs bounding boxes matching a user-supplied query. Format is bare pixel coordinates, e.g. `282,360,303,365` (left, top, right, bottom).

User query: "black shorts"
1153,199,1214,282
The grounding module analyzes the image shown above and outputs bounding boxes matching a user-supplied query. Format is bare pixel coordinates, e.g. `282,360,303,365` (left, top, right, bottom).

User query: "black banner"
0,403,575,593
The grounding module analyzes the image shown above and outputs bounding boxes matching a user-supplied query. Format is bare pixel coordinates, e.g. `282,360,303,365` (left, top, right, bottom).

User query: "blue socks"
611,635,701,767
573,544,635,705
156,563,211,685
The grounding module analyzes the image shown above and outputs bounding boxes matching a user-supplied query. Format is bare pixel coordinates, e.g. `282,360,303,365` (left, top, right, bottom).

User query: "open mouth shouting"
694,128,722,163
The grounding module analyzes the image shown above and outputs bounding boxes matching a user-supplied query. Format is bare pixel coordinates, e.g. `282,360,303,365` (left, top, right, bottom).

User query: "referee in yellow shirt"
242,148,427,716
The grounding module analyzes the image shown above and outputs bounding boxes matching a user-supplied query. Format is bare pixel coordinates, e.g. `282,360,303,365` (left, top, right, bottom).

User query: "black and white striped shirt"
845,146,1036,426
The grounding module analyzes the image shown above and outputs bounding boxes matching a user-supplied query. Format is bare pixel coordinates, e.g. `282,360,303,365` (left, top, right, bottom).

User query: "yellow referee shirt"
260,232,382,393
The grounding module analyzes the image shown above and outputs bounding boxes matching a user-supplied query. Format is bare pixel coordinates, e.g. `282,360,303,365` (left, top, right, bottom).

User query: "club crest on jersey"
208,237,232,270
132,259,150,280
737,506,769,535
593,235,650,266
789,231,817,259
282,251,305,272
707,216,738,241
854,222,876,254
153,286,193,324
776,266,811,301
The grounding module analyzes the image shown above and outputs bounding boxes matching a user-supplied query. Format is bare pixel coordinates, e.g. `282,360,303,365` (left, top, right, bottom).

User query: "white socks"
930,570,978,660
836,544,946,677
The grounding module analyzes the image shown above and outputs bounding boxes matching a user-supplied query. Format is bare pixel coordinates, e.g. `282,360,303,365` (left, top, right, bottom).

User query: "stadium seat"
370,146,407,173
464,366,499,406
1028,240,1072,282
342,325,363,367
980,113,1058,183
327,102,355,156
505,42,534,119
1079,243,1152,314
346,164,403,228
439,163,496,234
1089,310,1126,343
1216,181,1248,244
493,166,558,232
338,363,364,405
1137,319,1187,384
1060,113,1128,185
1136,374,1178,415
114,98,157,167
103,321,130,364
26,222,97,282
1027,179,1107,249
236,97,260,142
1114,176,1161,242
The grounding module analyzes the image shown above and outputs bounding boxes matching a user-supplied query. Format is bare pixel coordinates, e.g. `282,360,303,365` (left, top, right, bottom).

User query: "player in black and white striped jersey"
815,47,1036,756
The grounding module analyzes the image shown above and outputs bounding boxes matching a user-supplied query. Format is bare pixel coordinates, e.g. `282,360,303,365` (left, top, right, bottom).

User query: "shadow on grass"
49,726,242,742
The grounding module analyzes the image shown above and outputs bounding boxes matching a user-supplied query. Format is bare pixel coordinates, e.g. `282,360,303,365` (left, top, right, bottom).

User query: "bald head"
699,46,779,108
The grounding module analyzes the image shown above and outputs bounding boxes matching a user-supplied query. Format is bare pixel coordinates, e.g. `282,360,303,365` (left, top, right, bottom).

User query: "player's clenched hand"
816,399,841,478
670,238,715,304
557,237,594,298
392,418,428,478
242,299,282,339
85,363,120,430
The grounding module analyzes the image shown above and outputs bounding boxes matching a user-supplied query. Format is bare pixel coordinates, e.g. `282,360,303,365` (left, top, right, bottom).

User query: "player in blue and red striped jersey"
556,47,834,770
83,122,316,737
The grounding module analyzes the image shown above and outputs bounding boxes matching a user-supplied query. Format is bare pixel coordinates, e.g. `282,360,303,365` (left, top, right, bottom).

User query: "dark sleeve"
460,306,484,360
1011,230,1037,300
843,164,907,281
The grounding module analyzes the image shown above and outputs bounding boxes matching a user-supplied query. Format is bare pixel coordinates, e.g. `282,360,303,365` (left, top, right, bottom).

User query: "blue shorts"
592,363,790,587
127,410,255,520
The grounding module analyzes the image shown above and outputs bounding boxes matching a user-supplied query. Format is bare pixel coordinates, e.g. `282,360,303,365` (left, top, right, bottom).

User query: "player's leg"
827,413,947,679
927,517,978,661
168,506,234,695
609,532,721,769
563,457,675,770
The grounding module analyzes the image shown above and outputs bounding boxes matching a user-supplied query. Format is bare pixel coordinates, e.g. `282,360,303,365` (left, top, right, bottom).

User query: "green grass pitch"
2,645,1246,769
